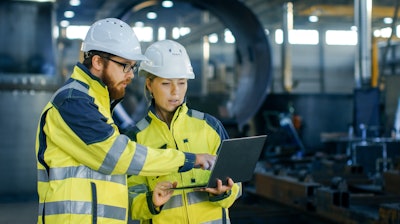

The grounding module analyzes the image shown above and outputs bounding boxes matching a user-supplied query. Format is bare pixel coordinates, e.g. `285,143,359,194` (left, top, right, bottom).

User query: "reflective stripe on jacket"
127,102,242,224
35,63,195,224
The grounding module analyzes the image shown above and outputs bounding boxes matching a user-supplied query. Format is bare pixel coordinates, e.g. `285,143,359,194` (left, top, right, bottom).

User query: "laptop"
172,135,267,190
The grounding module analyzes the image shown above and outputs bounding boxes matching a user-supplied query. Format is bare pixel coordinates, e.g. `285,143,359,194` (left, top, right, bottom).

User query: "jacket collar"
148,99,188,123
71,63,111,109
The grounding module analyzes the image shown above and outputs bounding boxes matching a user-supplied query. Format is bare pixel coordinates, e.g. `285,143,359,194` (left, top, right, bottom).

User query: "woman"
126,40,242,224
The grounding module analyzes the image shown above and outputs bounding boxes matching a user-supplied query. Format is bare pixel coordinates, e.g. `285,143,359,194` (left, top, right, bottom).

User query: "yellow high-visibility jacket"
35,63,196,224
126,102,242,224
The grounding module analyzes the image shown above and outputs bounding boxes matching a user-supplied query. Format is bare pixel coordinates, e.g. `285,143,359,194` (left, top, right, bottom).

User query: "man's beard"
102,71,126,100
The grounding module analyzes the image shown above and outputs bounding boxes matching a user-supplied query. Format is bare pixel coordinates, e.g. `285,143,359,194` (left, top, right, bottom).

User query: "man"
35,18,215,224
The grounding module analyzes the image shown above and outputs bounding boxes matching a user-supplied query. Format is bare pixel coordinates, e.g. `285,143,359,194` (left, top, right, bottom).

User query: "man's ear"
91,54,104,71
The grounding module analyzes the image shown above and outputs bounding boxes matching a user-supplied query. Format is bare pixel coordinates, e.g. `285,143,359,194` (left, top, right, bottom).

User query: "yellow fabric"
128,103,241,224
35,64,188,224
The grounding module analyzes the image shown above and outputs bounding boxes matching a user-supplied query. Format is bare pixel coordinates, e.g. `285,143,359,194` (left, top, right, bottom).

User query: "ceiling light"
69,0,80,6
60,20,70,27
225,29,235,43
309,15,318,23
15,0,55,2
162,1,173,8
135,21,144,27
383,17,393,24
147,12,157,20
64,11,75,18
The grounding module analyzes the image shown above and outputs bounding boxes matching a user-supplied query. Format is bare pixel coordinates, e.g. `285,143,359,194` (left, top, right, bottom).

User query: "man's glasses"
102,56,138,73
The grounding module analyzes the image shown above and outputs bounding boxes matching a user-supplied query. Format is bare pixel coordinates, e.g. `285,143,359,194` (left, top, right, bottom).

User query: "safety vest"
35,63,195,224
127,103,242,224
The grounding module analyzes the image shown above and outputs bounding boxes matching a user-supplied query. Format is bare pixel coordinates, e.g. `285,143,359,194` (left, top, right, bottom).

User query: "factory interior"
1,0,400,223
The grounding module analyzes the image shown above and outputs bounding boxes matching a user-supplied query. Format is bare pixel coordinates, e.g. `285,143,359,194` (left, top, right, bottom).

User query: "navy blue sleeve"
204,114,230,141
52,88,115,145
178,152,196,172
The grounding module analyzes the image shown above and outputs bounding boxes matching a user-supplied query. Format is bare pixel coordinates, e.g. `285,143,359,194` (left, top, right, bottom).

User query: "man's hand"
152,181,177,208
200,178,234,195
194,153,216,170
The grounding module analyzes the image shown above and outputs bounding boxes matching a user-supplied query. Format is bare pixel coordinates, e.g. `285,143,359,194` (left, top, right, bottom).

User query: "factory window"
373,26,400,38
133,26,153,42
374,27,392,38
66,25,90,39
325,30,357,45
397,25,400,37
172,27,191,39
224,29,235,43
158,27,166,40
275,29,319,45
172,27,180,39
180,27,191,36
64,25,154,42
209,33,218,43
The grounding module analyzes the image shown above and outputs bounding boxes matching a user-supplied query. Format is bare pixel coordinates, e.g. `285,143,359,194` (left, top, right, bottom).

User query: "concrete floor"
0,192,335,224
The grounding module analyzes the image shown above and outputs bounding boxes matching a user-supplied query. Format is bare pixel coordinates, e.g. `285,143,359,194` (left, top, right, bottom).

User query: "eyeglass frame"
101,56,138,73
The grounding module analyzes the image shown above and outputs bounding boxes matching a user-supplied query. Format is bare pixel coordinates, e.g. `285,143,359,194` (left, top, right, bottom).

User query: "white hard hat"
81,18,147,61
139,40,194,79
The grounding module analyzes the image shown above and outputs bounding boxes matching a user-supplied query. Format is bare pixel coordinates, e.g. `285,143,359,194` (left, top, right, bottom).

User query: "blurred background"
1,0,400,223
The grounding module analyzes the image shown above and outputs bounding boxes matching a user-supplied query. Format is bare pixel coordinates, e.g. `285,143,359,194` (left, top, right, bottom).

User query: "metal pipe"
282,2,293,93
201,11,210,96
319,28,326,93
371,37,379,87
354,0,372,88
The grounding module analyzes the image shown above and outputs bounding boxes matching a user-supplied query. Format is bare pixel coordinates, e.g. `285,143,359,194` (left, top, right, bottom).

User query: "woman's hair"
143,72,157,105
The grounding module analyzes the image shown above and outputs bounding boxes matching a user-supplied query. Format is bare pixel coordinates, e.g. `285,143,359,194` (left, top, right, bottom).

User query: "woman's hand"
198,178,234,196
152,181,177,208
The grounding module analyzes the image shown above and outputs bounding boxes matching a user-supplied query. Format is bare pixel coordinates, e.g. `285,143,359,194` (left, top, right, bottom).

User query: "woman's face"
146,77,188,113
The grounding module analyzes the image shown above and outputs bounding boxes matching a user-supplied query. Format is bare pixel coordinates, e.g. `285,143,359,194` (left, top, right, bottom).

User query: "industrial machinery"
252,113,400,223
